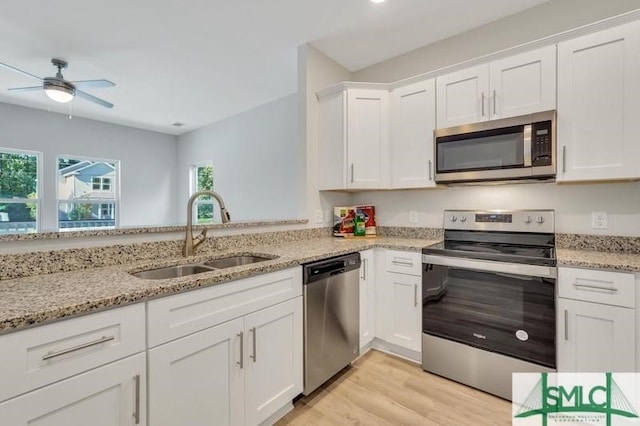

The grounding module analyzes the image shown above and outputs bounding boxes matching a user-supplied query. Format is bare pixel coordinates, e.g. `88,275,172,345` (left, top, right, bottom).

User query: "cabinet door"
391,80,436,188
148,318,244,426
557,298,635,372
436,64,489,128
386,272,422,353
244,297,303,426
0,353,146,426
557,20,640,181
318,90,347,190
347,89,390,189
359,249,376,352
490,45,556,119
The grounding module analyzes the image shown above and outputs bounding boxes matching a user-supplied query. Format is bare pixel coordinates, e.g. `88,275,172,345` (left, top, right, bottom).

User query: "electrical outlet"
592,211,608,229
314,209,324,224
324,210,331,223
409,211,418,223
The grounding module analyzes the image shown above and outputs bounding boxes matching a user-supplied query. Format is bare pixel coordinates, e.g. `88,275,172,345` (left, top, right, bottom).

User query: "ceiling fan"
0,58,115,108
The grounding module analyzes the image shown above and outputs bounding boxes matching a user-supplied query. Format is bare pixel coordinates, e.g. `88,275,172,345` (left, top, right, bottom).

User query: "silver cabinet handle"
572,283,618,293
250,327,257,362
237,331,244,369
133,374,141,425
562,146,567,173
493,90,497,116
413,284,418,307
350,163,354,183
428,160,433,181
481,92,485,116
392,260,413,266
361,258,367,281
564,310,568,341
42,335,115,361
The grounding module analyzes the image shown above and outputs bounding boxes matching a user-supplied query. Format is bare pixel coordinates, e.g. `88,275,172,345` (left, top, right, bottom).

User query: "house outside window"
0,148,40,234
57,156,119,231
190,163,214,224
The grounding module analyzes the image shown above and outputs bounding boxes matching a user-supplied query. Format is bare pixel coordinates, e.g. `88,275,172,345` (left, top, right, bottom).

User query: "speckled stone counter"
556,233,640,273
0,236,437,333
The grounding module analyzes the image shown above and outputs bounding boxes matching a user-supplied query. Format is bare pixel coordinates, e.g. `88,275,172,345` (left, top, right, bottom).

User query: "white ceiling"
0,0,550,135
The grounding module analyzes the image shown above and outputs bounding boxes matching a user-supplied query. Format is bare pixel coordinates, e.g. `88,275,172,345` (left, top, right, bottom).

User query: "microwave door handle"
523,124,532,167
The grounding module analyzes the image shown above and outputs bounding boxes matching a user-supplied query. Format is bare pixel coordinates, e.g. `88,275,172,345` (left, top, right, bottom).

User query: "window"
57,156,119,231
0,148,40,234
92,177,111,191
190,163,214,224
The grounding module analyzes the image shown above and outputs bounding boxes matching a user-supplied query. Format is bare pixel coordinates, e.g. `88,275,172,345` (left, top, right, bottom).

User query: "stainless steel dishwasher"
302,252,360,395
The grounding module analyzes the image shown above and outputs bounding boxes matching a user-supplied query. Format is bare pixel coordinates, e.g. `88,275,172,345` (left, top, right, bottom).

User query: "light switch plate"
315,210,324,224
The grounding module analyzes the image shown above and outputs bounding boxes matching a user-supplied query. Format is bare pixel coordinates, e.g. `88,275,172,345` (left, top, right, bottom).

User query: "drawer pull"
392,260,414,266
572,283,618,293
42,335,115,361
133,374,141,424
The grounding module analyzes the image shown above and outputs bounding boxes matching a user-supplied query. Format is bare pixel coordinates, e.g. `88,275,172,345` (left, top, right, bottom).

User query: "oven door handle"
422,254,557,279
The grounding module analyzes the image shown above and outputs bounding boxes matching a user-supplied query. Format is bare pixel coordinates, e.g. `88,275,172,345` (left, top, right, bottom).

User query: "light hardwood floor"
276,350,512,426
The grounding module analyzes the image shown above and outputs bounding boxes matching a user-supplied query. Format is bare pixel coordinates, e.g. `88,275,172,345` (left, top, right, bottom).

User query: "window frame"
56,154,121,231
0,147,42,234
189,161,214,224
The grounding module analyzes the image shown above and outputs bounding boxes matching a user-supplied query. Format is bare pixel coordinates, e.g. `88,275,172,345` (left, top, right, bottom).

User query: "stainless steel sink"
130,254,274,280
203,255,272,269
131,264,216,280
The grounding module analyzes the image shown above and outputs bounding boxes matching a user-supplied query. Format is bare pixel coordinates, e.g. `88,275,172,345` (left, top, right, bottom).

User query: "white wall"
353,182,640,236
176,94,303,222
298,44,353,225
0,102,178,231
354,0,640,82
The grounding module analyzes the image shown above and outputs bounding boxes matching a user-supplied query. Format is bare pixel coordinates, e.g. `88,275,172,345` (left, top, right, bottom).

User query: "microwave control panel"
531,120,552,166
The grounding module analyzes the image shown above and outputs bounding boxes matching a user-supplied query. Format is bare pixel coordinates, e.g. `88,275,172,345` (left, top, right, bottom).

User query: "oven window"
422,265,555,368
436,127,525,173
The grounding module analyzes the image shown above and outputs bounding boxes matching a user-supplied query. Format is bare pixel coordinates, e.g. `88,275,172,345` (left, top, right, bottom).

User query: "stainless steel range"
421,210,557,400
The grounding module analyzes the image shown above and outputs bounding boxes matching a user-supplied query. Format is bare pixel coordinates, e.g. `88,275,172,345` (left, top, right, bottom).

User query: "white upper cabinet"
318,88,390,190
557,20,640,182
390,79,437,188
436,45,556,128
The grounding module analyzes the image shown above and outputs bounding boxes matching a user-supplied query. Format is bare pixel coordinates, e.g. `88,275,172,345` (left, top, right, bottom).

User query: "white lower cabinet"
376,250,423,355
148,296,303,426
557,298,635,372
0,352,146,426
556,266,637,373
359,249,376,352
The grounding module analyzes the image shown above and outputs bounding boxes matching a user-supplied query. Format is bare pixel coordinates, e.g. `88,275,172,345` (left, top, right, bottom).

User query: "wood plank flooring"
276,350,512,426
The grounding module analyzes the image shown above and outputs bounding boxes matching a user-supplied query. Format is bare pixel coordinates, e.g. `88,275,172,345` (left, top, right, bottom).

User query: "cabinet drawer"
384,251,422,276
147,267,302,347
558,267,635,308
0,303,145,403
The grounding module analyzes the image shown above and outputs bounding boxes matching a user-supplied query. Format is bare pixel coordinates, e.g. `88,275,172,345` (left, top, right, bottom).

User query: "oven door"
422,255,556,368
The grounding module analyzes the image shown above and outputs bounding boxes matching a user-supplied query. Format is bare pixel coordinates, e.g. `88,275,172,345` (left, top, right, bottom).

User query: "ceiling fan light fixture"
43,79,75,103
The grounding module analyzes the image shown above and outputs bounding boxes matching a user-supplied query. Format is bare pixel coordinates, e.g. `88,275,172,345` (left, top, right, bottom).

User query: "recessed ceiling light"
172,122,186,127
371,0,386,3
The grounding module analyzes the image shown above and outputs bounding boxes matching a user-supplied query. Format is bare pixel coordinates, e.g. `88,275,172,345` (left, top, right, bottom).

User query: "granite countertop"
0,236,437,333
557,249,640,273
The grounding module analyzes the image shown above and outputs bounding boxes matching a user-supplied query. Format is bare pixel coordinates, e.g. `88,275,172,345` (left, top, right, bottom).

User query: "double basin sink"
131,255,273,280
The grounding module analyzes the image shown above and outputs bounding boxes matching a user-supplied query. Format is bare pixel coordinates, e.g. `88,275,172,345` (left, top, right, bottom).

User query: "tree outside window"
191,164,214,224
0,149,39,234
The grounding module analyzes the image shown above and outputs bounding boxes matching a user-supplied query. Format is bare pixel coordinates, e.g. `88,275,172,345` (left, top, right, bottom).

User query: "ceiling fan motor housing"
43,77,76,97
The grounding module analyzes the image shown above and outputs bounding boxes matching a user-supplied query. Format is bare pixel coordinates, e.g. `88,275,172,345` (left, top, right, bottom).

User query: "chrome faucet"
184,190,231,256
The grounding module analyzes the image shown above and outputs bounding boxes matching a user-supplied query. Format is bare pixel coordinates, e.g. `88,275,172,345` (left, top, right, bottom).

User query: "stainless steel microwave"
434,110,556,184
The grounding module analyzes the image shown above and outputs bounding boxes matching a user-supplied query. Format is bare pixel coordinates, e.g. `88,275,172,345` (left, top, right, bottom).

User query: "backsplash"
0,227,331,281
376,226,443,240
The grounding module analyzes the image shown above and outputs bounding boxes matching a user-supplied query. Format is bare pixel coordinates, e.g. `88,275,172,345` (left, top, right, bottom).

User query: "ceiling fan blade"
8,86,43,92
75,89,114,108
0,61,43,81
72,79,115,89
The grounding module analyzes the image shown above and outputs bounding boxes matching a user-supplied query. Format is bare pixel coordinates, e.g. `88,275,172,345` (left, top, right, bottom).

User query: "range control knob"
523,215,532,224
450,215,458,222
536,216,545,224
459,215,467,223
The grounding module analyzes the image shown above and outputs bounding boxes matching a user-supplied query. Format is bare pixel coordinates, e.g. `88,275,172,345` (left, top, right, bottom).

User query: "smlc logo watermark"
513,372,640,426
